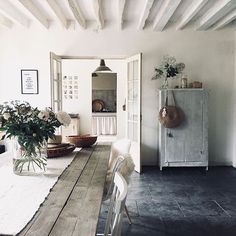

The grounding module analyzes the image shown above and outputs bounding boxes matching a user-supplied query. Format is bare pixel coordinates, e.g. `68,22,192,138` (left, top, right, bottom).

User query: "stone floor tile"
98,166,236,236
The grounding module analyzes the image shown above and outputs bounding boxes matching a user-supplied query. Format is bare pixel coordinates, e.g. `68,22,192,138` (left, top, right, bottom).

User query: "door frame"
49,53,143,171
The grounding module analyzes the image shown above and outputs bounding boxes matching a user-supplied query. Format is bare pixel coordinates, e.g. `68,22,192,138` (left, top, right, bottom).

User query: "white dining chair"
107,138,131,176
104,153,135,225
103,171,128,236
104,155,125,200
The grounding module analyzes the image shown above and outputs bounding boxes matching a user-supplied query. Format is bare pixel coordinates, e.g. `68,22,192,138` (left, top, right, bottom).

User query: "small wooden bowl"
66,135,97,148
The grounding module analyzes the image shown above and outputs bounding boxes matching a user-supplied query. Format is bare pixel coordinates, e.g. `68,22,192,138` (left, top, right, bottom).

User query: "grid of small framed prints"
63,75,79,100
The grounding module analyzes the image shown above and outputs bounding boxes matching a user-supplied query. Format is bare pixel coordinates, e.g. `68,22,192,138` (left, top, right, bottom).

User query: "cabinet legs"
159,166,208,171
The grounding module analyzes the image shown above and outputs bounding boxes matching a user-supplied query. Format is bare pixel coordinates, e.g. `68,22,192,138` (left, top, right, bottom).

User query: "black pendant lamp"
94,59,112,73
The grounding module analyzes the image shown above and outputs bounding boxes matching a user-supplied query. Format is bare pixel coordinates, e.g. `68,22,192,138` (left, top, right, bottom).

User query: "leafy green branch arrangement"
0,101,71,174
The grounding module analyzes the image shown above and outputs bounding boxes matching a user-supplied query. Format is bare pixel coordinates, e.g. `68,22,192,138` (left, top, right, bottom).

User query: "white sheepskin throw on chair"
105,154,135,196
108,138,131,174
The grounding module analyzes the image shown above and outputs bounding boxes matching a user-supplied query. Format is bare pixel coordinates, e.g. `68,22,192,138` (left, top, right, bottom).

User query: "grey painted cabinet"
159,89,208,170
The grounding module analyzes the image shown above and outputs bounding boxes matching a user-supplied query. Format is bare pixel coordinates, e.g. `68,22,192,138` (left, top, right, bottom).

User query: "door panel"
126,54,142,173
50,52,62,112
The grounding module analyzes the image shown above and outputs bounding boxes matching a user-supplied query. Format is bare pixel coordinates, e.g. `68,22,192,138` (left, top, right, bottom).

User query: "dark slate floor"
97,166,236,236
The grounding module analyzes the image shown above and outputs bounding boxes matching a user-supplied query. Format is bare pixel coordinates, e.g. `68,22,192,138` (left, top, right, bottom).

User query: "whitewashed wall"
0,23,234,166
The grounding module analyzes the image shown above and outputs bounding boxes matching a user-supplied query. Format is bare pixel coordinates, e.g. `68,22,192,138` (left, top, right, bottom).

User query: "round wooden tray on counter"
47,143,76,158
92,99,105,112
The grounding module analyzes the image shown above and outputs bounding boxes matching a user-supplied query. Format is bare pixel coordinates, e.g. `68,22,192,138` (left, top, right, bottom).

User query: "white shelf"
92,112,117,117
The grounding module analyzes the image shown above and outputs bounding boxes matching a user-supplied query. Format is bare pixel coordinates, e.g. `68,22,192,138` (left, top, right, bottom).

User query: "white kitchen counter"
92,112,117,117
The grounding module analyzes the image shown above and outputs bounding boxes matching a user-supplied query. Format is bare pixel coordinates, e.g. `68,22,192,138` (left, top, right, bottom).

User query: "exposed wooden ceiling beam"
93,0,104,29
0,0,30,27
19,0,49,29
118,0,126,30
0,13,13,28
46,0,69,29
67,0,86,29
153,0,182,31
212,8,236,30
176,0,208,30
196,0,236,30
137,0,154,30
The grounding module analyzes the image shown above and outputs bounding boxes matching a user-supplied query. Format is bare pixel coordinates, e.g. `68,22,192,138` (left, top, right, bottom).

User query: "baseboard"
142,161,234,167
208,161,232,166
142,162,158,166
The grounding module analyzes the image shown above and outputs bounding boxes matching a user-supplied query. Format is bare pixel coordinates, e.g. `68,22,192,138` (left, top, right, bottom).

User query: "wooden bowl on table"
66,135,97,148
47,143,76,158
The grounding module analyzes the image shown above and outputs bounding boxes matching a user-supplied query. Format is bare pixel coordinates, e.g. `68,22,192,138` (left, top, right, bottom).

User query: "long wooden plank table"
18,143,110,236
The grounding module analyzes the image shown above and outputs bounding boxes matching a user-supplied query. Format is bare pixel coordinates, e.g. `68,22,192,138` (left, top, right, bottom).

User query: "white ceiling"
0,0,235,31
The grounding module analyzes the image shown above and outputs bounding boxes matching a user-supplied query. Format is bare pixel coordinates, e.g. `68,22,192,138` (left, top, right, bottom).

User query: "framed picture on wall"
21,69,38,94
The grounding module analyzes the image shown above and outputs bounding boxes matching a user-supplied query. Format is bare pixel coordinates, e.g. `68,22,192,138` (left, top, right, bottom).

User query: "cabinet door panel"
165,90,204,163
184,91,204,162
165,91,186,163
165,127,185,162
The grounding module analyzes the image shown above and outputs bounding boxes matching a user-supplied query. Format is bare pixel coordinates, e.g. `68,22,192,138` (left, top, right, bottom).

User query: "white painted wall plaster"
0,23,234,166
233,33,236,168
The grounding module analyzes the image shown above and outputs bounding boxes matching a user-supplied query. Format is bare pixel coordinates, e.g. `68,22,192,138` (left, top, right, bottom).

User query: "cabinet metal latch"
167,132,173,138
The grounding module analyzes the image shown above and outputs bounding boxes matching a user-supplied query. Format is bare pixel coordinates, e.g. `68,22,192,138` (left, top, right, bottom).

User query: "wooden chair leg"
124,205,132,225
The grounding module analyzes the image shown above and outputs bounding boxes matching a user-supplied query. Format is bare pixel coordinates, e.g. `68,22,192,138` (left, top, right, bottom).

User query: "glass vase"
9,137,47,175
161,78,169,89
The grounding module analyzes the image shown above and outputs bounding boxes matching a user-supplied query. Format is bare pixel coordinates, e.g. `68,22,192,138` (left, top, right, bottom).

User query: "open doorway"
50,53,142,173
91,72,117,142
60,58,126,139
